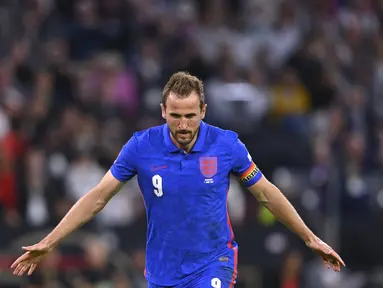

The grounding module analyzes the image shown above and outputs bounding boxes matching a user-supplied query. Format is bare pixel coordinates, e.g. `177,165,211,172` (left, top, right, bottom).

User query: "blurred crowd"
1,0,383,287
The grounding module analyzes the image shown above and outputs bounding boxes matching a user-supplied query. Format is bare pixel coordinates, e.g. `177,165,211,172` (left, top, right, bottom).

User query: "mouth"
177,131,191,135
176,132,192,140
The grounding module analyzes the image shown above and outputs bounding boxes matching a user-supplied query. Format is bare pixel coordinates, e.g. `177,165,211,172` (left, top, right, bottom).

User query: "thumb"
22,244,43,251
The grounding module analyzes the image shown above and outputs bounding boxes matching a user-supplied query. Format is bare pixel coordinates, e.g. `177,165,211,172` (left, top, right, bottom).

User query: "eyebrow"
170,113,197,117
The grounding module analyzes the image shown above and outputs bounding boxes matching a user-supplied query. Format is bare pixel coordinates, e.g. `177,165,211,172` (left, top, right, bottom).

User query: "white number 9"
211,278,221,288
152,174,163,197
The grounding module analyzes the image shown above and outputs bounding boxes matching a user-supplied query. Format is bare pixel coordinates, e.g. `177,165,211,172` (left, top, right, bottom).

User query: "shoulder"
132,124,164,142
204,123,239,149
128,124,165,154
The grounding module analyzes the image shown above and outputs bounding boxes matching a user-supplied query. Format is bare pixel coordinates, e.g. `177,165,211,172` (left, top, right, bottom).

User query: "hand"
306,237,345,272
10,242,54,276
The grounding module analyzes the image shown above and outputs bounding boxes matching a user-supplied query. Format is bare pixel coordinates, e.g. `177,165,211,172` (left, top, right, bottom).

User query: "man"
11,72,345,287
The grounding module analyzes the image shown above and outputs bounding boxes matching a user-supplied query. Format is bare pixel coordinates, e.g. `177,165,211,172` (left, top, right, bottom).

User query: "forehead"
166,92,200,112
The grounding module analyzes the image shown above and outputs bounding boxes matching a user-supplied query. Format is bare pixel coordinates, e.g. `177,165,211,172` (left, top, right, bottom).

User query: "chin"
177,138,192,146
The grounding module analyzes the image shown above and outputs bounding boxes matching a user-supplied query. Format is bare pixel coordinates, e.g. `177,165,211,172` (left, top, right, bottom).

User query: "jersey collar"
163,121,208,153
191,121,208,152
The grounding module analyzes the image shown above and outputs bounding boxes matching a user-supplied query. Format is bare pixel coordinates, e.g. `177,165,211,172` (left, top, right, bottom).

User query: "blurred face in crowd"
45,39,68,66
346,132,365,162
161,92,206,151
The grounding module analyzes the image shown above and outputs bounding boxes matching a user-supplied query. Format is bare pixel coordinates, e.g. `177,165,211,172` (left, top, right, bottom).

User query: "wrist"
41,237,59,249
303,232,317,246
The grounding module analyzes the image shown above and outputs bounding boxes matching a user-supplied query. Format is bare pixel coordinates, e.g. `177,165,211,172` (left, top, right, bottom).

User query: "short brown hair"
162,71,205,109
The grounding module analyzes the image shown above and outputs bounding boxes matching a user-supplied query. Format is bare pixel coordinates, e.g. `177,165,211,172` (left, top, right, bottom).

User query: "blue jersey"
110,121,262,286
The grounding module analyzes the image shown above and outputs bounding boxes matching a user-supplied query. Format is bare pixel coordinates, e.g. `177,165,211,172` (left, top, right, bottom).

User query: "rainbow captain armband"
240,162,262,187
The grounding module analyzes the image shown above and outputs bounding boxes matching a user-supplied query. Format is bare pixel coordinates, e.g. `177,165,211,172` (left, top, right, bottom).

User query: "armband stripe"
240,162,259,182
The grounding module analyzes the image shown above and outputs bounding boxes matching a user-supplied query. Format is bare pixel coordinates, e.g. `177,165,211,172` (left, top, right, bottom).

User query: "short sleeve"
110,137,138,182
231,138,262,187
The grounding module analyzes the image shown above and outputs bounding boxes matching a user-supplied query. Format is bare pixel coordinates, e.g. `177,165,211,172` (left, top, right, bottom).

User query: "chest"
135,151,232,203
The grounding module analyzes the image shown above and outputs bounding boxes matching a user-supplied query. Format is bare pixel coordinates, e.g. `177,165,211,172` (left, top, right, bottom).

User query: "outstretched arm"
11,136,138,276
42,135,139,247
248,176,314,243
247,175,345,271
41,171,123,247
227,132,345,272
11,171,124,276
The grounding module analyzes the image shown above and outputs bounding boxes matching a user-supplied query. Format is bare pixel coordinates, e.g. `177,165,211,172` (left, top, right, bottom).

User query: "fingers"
28,263,37,275
11,244,46,277
312,238,346,272
320,244,346,269
322,258,331,270
12,261,38,277
10,252,30,269
12,264,21,275
18,264,30,276
11,244,44,277
329,251,346,267
10,251,37,277
324,255,343,272
11,244,43,269
333,261,341,272
13,263,28,276
329,259,341,272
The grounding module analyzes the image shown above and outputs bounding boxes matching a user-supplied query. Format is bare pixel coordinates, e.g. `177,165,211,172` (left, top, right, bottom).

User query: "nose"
178,118,188,130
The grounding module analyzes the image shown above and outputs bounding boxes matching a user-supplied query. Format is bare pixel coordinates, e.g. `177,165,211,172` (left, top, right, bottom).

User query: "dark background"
1,0,383,287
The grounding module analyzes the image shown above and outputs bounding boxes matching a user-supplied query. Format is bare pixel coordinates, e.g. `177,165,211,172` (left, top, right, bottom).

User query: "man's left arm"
247,175,315,244
230,136,345,271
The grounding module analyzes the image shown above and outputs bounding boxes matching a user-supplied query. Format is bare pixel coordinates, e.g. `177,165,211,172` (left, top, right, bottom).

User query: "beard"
171,129,198,147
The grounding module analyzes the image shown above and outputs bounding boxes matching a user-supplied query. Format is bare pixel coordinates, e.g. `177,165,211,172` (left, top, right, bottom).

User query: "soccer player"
11,72,345,287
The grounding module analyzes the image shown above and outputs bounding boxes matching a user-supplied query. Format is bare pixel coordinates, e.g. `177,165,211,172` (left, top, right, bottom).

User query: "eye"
170,113,181,119
185,114,196,119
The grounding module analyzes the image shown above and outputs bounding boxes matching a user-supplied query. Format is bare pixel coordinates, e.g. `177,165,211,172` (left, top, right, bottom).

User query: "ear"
160,103,166,119
201,104,207,120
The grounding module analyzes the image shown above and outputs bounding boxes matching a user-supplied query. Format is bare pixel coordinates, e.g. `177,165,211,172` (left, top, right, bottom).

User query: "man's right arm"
42,135,139,248
40,171,123,248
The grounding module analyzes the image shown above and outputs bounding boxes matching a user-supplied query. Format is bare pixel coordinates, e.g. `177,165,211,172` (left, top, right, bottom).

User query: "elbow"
93,199,106,215
86,187,107,215
88,179,120,215
257,191,269,207
251,187,270,207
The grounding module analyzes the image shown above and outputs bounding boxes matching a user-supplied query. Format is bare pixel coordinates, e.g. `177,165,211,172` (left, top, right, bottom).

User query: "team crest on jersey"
199,156,218,179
